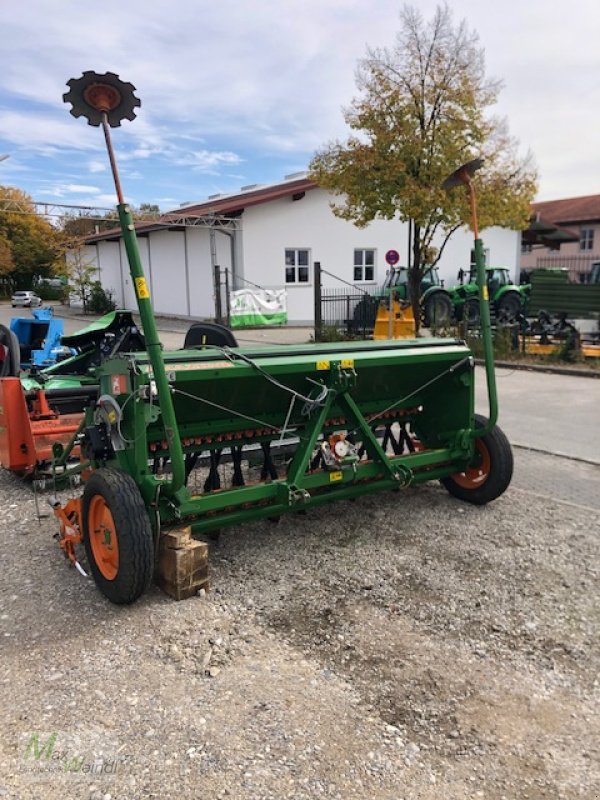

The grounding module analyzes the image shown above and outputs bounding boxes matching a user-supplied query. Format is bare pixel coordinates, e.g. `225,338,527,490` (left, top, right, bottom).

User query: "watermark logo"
19,731,128,781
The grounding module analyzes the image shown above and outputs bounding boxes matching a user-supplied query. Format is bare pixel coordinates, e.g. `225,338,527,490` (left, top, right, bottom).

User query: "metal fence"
314,262,382,339
533,254,597,283
320,285,381,337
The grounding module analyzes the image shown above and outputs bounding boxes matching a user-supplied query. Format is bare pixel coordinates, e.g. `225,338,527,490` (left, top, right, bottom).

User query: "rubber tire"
352,295,379,332
441,414,513,505
496,292,521,324
464,298,480,327
423,292,452,327
82,468,154,604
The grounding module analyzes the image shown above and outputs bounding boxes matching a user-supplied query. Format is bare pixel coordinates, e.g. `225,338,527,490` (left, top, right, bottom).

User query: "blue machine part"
10,307,71,369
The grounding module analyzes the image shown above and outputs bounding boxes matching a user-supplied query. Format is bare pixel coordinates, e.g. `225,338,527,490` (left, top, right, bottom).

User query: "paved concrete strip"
513,442,600,467
511,447,600,510
475,365,600,463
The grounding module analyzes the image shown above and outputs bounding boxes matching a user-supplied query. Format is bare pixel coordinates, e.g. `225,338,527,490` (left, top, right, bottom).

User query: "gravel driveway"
0,459,598,800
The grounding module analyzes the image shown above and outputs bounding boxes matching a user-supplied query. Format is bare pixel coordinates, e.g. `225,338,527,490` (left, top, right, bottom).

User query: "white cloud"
88,160,106,173
0,0,599,198
0,110,99,153
66,184,101,194
37,183,101,198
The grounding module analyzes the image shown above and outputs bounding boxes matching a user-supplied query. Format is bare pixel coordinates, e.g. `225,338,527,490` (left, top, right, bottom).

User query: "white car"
11,290,42,308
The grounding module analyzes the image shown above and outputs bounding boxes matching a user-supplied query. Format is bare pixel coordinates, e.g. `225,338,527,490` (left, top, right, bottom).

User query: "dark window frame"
353,248,376,282
284,248,311,284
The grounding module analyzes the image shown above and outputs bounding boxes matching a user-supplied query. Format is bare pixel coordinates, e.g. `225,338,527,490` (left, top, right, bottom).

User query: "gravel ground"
0,463,599,800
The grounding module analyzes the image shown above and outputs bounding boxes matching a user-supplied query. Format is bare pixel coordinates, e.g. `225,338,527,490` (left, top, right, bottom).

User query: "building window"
354,248,375,281
285,249,310,283
580,228,594,251
521,241,532,253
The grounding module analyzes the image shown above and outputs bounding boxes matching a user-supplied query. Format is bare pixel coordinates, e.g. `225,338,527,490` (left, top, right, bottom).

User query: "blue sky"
1,0,599,213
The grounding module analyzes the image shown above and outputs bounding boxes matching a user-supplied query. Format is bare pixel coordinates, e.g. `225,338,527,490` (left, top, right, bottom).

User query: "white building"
74,174,520,324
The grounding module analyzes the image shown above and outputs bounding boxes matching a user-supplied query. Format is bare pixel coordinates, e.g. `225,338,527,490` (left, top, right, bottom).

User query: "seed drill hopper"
52,73,512,604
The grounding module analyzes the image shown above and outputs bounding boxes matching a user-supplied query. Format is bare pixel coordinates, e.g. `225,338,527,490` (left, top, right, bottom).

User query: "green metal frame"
77,336,477,536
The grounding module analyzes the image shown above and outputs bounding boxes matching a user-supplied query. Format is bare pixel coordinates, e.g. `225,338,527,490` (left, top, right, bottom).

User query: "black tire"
423,291,452,327
82,468,154,604
496,292,521,324
441,414,513,505
352,295,379,333
463,298,480,327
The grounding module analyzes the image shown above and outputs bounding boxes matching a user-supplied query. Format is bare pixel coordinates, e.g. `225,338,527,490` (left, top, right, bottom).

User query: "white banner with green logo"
230,288,287,327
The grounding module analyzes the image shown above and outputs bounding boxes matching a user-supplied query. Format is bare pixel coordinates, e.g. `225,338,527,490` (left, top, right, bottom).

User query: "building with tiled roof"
521,194,600,282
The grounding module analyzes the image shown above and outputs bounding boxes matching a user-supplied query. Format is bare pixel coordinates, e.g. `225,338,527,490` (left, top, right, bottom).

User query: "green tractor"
352,266,453,332
449,266,529,325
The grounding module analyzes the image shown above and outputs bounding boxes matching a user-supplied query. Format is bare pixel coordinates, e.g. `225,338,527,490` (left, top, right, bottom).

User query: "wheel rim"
452,438,491,489
88,495,119,580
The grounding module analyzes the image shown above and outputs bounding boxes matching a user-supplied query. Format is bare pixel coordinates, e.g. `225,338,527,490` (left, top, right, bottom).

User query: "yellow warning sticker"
341,359,354,368
482,286,489,301
316,360,330,371
135,277,150,299
329,471,343,482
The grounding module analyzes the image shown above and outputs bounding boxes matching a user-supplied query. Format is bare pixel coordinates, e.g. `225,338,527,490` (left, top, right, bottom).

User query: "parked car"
11,291,42,308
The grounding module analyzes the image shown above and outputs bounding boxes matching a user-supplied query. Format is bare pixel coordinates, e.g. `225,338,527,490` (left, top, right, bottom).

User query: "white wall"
241,187,518,323
241,188,411,323
96,241,123,306
75,187,518,324
146,231,187,317
73,227,230,318
186,227,230,319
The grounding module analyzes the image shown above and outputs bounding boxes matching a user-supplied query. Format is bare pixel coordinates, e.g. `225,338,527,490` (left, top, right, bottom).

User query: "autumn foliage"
310,4,537,329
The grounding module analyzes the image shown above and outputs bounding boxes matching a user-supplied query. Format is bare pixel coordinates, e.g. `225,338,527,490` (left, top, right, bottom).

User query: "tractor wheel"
82,468,154,604
441,414,513,505
463,298,480,327
352,295,379,333
423,292,453,327
496,292,521,324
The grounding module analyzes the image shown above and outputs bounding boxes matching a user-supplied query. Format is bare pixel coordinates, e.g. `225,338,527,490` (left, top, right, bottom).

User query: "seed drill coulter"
52,72,512,604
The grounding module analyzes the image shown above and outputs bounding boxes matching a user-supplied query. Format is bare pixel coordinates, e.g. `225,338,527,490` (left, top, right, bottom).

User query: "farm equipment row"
352,264,529,333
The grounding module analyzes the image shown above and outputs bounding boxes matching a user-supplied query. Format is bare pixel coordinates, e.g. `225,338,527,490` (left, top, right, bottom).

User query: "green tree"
0,233,14,275
0,186,63,288
137,203,160,218
309,4,537,329
63,242,98,313
60,203,160,239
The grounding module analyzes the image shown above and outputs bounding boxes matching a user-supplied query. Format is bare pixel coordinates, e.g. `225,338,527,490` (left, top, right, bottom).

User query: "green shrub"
36,284,65,301
312,325,353,343
87,282,116,315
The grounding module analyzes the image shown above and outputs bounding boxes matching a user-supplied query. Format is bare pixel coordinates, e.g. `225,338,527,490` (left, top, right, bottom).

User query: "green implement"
49,74,511,605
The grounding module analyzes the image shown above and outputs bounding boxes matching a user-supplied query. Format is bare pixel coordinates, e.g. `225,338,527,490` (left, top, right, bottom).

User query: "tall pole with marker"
63,71,186,494
442,159,498,436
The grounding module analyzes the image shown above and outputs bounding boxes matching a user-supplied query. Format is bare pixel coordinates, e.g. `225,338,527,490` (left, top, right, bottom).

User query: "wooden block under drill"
157,528,209,601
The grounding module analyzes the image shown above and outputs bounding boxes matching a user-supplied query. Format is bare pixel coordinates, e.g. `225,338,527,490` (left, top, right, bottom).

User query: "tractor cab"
382,265,442,292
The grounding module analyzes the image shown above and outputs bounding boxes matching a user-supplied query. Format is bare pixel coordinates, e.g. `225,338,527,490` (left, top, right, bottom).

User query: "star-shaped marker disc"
63,70,141,127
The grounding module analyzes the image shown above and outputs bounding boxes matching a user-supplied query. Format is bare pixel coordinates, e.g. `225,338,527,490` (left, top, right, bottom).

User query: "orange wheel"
441,415,513,506
82,468,153,604
87,495,119,580
451,438,491,489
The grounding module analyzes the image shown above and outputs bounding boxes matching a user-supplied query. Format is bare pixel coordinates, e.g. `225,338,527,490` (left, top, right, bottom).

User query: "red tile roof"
532,194,600,225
